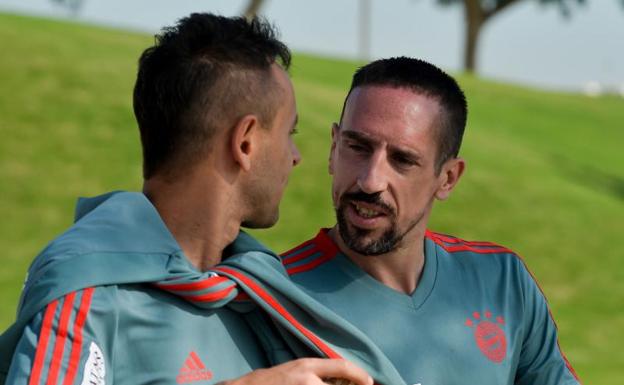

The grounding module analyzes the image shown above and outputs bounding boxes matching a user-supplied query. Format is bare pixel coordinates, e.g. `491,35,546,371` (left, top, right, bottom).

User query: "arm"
6,287,112,385
6,287,370,385
219,358,372,385
514,258,581,385
239,307,371,385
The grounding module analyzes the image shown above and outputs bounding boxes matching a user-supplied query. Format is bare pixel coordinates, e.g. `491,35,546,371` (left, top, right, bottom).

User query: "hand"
222,358,373,385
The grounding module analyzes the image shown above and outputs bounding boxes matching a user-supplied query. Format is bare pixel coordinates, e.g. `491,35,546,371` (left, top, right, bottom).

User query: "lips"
346,200,390,229
352,202,384,218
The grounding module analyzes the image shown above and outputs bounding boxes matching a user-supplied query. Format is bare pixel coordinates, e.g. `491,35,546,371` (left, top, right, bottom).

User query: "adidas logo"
176,351,213,384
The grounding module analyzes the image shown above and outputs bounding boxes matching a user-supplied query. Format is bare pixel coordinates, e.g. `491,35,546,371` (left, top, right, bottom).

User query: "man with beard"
0,13,378,385
281,57,581,385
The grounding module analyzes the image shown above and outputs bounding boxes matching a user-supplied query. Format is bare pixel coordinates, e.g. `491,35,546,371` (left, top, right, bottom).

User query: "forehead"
266,64,296,127
271,64,294,98
271,64,295,107
341,85,441,151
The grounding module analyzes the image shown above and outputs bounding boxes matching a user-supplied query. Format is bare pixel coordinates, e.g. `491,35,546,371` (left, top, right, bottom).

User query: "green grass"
1,11,623,384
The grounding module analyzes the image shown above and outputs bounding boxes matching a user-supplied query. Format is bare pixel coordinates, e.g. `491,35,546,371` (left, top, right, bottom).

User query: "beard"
335,190,422,256
336,191,400,255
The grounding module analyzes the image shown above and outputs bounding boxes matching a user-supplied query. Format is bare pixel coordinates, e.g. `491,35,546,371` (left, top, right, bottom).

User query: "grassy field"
1,11,623,384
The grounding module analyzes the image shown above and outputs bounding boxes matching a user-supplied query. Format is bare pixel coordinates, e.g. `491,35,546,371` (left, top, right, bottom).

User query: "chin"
241,211,279,229
337,214,400,256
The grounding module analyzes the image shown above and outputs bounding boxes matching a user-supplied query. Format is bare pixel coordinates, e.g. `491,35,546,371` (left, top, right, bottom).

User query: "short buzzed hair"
340,57,467,172
133,13,291,179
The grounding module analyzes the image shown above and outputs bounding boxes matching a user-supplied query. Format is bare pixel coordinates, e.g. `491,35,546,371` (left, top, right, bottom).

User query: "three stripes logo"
176,351,213,384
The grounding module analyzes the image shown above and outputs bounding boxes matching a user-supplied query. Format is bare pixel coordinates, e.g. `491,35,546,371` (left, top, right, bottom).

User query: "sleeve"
5,287,116,385
514,258,581,385
244,308,301,366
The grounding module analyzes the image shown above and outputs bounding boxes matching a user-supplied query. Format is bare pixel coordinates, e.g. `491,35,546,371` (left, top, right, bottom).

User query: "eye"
344,140,370,154
349,143,366,152
289,128,299,136
391,153,419,169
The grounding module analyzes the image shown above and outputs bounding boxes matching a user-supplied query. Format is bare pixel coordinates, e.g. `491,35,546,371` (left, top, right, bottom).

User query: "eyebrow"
341,130,375,146
341,129,422,161
292,114,299,128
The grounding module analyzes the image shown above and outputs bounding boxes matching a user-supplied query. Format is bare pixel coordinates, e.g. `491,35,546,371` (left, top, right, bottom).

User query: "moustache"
340,191,395,216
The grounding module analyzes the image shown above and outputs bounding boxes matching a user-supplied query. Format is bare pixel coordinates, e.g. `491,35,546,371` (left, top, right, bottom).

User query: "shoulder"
280,229,339,276
426,230,516,256
32,192,172,265
29,285,121,325
426,230,536,282
426,230,523,263
426,230,554,305
3,285,121,385
19,193,180,319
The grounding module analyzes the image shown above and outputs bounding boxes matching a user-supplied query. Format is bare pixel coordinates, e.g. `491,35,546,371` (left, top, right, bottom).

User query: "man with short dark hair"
282,57,581,385
0,13,376,385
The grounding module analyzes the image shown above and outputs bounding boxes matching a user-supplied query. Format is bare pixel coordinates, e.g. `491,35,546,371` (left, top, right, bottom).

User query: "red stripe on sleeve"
558,340,581,382
284,229,340,274
182,285,235,302
426,231,499,247
282,246,320,266
313,229,339,256
287,253,336,275
155,276,230,292
62,288,94,385
513,256,582,383
281,229,339,262
212,266,342,359
46,292,77,385
427,232,513,254
280,238,316,258
443,244,513,254
29,300,59,385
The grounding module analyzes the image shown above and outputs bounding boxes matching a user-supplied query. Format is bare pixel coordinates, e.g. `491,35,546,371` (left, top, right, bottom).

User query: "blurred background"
0,0,622,383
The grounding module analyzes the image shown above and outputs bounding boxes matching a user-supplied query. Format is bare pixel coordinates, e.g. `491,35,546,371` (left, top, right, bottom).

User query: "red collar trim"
314,228,340,257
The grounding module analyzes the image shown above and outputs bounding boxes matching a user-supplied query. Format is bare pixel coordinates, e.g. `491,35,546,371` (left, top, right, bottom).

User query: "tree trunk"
358,0,372,61
243,0,265,21
463,0,485,73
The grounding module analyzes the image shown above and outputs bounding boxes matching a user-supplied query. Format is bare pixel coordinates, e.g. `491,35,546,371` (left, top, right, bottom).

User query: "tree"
50,0,85,15
358,0,373,60
435,0,586,73
241,0,373,61
242,0,266,21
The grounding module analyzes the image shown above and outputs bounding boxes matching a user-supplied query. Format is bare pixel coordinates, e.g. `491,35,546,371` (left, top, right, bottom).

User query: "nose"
357,151,388,194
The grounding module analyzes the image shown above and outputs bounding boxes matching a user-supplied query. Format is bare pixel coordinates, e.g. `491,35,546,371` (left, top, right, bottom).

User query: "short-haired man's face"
330,85,447,255
243,65,301,228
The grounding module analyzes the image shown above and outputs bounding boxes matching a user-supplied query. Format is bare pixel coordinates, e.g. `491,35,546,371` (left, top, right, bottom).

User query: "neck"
329,226,427,294
143,170,241,272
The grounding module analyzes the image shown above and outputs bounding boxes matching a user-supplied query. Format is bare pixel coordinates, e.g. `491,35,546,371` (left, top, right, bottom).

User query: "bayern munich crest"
465,311,507,363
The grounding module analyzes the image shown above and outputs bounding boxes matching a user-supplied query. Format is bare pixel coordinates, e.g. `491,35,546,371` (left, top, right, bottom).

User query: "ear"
435,157,465,201
329,122,339,175
230,114,261,172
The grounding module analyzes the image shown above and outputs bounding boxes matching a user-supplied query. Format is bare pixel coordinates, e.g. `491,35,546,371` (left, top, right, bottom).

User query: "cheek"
332,152,359,179
331,164,354,194
397,178,437,210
